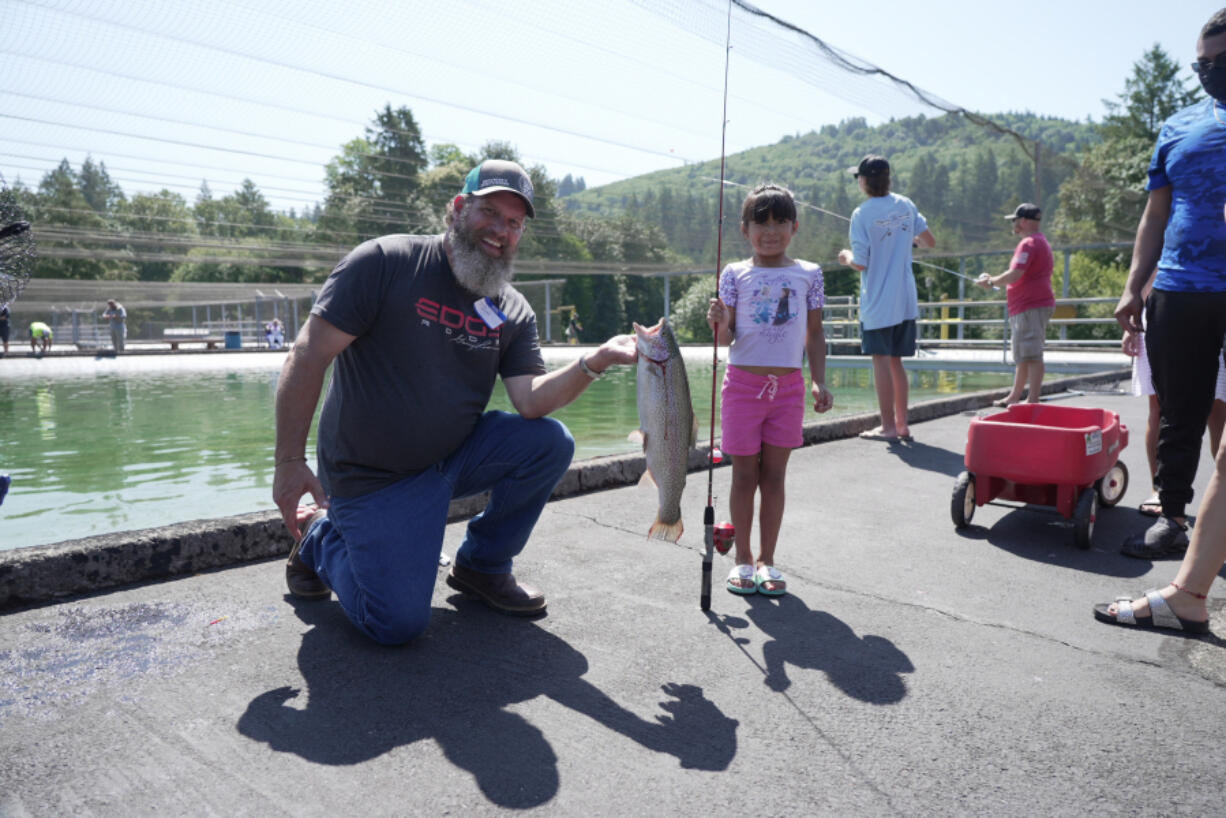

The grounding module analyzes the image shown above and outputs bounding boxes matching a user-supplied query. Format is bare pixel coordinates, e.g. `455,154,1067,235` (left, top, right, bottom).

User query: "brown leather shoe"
445,563,546,616
286,508,330,600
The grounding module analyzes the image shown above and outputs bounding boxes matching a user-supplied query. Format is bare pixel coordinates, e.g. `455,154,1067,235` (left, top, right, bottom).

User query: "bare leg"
871,355,897,436
889,356,910,436
728,454,759,590
998,363,1027,406
1025,359,1044,403
1209,399,1225,458
1146,395,1161,487
1108,434,1226,623
755,444,791,567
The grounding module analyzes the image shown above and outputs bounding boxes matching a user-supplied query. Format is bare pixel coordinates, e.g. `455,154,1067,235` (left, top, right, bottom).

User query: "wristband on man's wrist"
578,355,604,380
275,455,307,466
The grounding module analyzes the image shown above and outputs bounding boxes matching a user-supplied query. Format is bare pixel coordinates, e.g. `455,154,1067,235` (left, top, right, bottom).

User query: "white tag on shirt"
474,297,506,329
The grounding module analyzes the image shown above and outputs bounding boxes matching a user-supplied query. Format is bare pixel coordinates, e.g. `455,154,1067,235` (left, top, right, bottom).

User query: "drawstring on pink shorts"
756,374,779,401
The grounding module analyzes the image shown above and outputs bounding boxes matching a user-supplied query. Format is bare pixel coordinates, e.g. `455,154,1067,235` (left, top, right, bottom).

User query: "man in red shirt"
977,203,1055,406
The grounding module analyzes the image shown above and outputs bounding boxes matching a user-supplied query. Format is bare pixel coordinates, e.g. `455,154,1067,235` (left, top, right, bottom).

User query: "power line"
9,0,702,166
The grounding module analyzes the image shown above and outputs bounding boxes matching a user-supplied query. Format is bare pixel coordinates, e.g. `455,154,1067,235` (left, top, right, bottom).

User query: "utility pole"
1034,139,1042,206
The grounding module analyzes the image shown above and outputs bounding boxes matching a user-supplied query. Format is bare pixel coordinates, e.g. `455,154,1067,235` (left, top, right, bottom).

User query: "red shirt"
1006,232,1055,316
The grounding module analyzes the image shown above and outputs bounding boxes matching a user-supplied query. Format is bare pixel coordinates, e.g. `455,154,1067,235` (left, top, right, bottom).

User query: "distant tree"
366,104,428,234
477,140,519,162
319,105,429,241
668,275,716,343
170,244,283,283
194,181,221,236
118,190,197,281
211,179,276,240
428,142,468,168
33,159,124,279
557,174,576,197
418,162,468,224
574,177,587,193
1054,44,1197,242
1100,44,1200,143
78,156,125,215
1051,135,1152,241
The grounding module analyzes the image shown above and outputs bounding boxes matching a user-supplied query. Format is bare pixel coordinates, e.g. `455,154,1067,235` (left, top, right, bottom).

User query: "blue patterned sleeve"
806,265,825,309
1146,131,1171,191
718,265,738,307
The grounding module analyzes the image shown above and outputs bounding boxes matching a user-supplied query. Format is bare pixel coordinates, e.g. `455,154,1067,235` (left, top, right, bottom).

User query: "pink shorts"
720,365,805,455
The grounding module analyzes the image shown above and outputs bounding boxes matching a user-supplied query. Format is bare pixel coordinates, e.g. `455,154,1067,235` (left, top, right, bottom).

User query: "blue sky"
1,0,1220,213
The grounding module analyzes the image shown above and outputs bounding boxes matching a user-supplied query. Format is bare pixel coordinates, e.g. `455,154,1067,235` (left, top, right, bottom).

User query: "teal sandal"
755,564,787,596
726,564,757,595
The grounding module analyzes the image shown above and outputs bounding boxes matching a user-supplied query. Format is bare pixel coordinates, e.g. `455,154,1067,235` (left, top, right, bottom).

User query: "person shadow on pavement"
708,594,913,704
885,438,967,478
237,595,738,809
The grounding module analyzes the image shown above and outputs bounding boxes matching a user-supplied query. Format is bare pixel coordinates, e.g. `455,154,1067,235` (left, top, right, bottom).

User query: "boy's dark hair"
741,184,797,226
862,171,890,197
1203,7,1226,38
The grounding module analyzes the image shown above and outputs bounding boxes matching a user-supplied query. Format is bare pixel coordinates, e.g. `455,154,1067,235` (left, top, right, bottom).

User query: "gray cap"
461,159,535,218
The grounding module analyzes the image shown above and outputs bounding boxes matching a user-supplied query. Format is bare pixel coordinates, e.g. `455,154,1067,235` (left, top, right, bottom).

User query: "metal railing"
821,296,1122,356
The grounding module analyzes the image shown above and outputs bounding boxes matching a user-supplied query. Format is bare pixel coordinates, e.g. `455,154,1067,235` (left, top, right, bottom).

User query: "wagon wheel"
1073,488,1098,549
1095,461,1129,507
951,471,975,529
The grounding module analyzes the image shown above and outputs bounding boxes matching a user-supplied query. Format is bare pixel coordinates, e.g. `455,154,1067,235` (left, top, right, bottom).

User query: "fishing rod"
707,176,999,289
701,0,734,613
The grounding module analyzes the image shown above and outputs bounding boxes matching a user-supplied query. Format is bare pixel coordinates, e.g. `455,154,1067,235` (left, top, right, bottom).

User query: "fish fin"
628,429,646,449
638,469,657,488
647,518,684,543
689,412,699,449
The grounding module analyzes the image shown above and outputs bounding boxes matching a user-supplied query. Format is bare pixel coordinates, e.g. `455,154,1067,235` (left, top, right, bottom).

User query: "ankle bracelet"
1170,581,1207,600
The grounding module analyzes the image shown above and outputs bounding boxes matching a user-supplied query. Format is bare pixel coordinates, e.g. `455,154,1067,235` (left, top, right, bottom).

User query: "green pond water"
0,352,1021,550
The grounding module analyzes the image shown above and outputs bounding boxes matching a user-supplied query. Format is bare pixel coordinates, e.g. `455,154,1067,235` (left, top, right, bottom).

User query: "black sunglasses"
1192,52,1226,74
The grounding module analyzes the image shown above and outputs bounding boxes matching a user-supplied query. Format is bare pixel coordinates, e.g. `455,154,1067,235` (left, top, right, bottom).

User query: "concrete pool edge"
0,368,1129,612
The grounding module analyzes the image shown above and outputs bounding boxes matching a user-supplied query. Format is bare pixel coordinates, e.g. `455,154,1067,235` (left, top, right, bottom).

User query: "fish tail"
647,518,684,543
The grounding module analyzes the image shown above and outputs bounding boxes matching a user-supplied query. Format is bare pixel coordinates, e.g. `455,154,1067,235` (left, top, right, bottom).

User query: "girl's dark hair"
741,184,797,226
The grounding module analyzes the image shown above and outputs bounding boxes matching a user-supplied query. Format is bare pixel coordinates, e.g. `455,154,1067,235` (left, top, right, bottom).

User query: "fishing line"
701,0,734,613
708,176,997,288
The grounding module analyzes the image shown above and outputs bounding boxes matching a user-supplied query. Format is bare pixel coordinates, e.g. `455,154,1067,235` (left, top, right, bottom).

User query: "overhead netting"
0,176,35,306
0,0,1128,342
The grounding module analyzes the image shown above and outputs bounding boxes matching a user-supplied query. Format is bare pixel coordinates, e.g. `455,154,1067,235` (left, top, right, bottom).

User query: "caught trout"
630,317,697,542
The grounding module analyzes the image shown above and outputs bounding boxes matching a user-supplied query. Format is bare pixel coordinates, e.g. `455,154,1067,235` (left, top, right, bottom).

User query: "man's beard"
446,207,517,299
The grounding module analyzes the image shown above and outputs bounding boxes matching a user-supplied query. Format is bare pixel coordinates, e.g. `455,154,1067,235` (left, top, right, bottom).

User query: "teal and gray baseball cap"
461,159,536,218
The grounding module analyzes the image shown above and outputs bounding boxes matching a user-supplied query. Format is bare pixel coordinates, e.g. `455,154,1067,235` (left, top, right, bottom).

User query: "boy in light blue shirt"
838,155,935,441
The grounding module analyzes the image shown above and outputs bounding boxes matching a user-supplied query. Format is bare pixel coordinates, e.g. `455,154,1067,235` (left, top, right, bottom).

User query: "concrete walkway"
2,385,1223,816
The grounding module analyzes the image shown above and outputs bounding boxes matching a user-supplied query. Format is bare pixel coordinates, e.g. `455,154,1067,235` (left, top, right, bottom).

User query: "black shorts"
861,319,917,357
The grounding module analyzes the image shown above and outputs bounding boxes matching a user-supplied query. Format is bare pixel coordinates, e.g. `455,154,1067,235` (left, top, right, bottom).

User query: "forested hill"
561,111,1099,265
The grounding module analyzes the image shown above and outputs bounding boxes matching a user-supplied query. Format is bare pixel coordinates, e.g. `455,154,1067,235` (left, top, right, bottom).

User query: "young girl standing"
707,184,833,596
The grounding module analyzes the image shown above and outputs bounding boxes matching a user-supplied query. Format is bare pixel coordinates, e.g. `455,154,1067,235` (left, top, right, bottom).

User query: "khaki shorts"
1009,306,1053,362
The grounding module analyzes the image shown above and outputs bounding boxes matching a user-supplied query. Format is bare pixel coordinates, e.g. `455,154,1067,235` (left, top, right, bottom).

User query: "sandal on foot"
858,426,899,441
755,564,787,597
1092,588,1209,634
726,564,757,595
1137,494,1161,517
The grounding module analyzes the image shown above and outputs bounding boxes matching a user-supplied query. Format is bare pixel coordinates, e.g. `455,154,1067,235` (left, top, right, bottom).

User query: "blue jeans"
300,411,574,645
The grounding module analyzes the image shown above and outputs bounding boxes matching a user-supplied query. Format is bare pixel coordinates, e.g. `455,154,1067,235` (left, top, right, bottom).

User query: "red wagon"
951,404,1130,548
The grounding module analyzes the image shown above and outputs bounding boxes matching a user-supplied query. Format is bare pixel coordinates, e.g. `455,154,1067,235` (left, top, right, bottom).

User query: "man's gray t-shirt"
311,234,546,498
